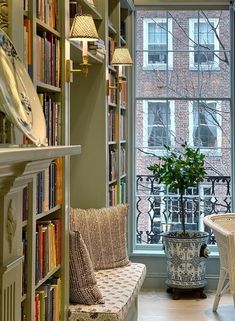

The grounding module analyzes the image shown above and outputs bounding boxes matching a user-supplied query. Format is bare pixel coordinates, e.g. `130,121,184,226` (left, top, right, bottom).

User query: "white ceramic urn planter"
163,231,209,299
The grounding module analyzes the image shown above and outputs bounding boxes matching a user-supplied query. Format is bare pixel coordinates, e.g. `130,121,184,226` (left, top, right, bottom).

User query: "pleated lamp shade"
111,48,133,66
70,14,99,41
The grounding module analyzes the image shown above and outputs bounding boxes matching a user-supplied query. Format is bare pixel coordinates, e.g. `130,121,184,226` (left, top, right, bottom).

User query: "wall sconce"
66,14,99,82
111,47,133,91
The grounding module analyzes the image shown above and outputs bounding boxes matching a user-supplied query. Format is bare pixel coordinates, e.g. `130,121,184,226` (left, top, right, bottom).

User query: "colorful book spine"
36,220,61,283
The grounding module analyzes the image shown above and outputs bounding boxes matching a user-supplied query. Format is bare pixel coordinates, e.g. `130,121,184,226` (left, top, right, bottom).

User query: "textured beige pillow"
70,204,130,270
69,231,104,304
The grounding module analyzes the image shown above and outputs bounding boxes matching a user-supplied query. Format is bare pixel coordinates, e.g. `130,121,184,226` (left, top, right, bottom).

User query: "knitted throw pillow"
70,204,130,270
69,231,104,305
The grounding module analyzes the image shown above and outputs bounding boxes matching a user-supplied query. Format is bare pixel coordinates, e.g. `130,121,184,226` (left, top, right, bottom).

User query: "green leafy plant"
147,143,206,235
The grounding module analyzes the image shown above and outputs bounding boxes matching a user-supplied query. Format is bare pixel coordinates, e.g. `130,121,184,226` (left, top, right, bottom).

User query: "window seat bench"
68,262,146,321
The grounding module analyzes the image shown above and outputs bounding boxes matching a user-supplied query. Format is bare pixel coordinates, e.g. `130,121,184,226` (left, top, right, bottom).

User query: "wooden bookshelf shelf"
108,141,117,145
109,179,117,185
120,173,127,179
36,205,62,220
120,0,135,10
22,220,27,228
23,10,28,17
120,140,127,144
70,41,104,64
108,102,118,108
36,18,61,38
108,65,117,73
36,81,61,93
108,22,117,35
76,0,103,20
120,105,127,110
120,35,126,45
35,265,61,290
21,294,26,302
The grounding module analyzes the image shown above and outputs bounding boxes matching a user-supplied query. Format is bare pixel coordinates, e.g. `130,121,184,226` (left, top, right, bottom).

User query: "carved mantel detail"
0,0,8,32
6,199,16,253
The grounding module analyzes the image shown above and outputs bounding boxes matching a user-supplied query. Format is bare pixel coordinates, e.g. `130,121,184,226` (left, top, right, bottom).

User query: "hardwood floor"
138,289,235,321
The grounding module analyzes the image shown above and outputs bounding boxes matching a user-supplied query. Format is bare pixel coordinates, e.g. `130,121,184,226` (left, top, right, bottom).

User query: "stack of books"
88,39,106,60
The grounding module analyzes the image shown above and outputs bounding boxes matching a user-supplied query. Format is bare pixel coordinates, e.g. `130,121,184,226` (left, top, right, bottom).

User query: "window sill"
189,66,220,72
130,247,219,258
143,65,173,71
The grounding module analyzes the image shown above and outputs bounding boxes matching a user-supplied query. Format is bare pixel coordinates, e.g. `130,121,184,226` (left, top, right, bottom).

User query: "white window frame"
189,18,220,70
143,18,173,70
188,101,222,155
143,100,175,155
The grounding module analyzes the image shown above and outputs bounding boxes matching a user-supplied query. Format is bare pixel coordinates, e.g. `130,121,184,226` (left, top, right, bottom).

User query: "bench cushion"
69,262,146,321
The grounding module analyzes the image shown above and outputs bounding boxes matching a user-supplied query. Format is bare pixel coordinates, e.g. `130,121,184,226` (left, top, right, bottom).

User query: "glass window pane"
135,9,231,247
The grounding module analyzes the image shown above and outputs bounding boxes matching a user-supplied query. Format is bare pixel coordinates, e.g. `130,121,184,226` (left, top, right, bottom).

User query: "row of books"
120,146,126,176
108,37,115,65
109,182,127,206
22,229,27,296
24,18,32,71
35,277,61,321
120,181,127,203
38,93,61,146
120,80,127,107
36,32,60,87
120,20,126,41
35,220,61,284
36,159,62,215
108,73,117,105
0,112,13,144
108,109,118,142
120,113,126,141
109,149,117,181
109,184,118,206
36,0,58,29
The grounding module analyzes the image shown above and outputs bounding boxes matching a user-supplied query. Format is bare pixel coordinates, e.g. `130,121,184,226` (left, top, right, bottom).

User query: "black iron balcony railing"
136,175,231,245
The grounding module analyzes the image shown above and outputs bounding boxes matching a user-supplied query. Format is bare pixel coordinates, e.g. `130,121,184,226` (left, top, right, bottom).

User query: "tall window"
135,10,231,248
143,18,173,69
189,18,219,70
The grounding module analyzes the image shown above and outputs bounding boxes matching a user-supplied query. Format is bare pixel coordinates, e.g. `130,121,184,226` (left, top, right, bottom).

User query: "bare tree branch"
201,11,229,65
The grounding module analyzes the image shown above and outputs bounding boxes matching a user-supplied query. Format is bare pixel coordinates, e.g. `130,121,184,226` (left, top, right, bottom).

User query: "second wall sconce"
66,13,99,82
111,47,133,91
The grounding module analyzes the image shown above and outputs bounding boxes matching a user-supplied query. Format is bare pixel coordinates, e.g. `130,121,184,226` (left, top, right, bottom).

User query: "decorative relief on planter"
6,199,16,253
0,1,8,32
163,232,209,289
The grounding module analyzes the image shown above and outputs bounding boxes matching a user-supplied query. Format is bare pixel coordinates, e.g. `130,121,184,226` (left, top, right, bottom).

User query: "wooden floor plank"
139,290,234,321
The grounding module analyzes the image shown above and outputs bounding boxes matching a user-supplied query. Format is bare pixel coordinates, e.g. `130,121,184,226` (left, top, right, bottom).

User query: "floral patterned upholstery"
68,262,146,321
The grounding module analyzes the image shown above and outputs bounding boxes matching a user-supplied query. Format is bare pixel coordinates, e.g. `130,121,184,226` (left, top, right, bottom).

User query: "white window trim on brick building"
143,100,175,155
188,101,222,155
189,18,220,71
143,18,173,70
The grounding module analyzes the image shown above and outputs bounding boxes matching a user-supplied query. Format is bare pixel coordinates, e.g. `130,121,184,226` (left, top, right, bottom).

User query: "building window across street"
188,101,222,152
143,18,173,70
189,18,219,70
143,100,175,152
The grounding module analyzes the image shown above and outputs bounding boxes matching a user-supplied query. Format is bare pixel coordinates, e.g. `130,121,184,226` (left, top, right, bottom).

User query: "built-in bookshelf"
0,1,81,321
21,1,67,320
70,0,134,208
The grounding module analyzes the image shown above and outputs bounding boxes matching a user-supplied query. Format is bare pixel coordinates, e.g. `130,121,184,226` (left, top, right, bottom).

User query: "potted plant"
147,143,209,299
